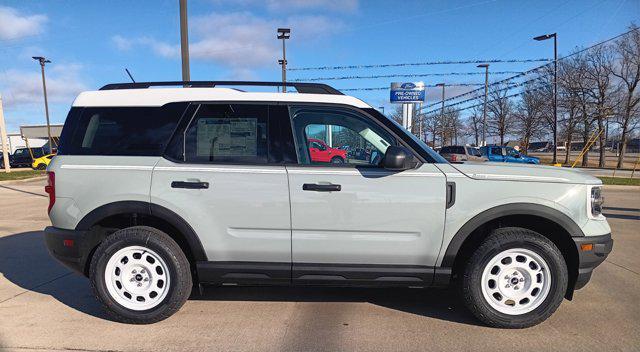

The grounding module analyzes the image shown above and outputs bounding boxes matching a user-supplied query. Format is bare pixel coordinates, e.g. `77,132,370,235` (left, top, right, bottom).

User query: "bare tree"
514,84,546,152
466,103,483,146
487,83,514,145
584,44,616,167
609,25,640,168
558,57,584,164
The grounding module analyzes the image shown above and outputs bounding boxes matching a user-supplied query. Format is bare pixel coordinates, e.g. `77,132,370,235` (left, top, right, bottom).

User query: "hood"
450,162,601,185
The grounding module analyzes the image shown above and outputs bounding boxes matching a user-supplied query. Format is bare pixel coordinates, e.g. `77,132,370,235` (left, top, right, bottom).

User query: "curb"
0,175,48,185
603,184,640,191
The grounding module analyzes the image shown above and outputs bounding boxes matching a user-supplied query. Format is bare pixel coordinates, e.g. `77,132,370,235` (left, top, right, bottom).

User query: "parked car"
480,146,540,164
439,145,487,163
0,147,45,168
45,81,611,328
307,138,347,163
32,153,56,170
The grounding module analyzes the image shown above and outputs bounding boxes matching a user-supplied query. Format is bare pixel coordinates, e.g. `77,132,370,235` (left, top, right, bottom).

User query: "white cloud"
112,12,345,70
264,0,358,12
0,64,88,108
210,0,359,13
0,6,47,41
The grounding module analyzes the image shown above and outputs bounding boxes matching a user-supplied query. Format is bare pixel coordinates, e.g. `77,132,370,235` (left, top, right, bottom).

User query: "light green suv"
44,81,612,327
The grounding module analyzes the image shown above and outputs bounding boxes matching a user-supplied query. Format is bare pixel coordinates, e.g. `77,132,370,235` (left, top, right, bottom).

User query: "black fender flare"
441,203,583,267
75,200,207,261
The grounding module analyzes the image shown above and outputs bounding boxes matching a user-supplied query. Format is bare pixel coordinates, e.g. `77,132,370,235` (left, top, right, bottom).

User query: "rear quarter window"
58,103,188,156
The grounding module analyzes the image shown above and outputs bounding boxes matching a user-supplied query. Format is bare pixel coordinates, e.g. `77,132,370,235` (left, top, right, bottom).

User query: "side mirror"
383,146,414,171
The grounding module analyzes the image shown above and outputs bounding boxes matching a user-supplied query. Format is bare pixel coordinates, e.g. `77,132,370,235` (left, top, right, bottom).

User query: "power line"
292,71,522,82
418,26,640,113
422,85,549,116
421,75,546,109
340,83,485,91
288,58,552,71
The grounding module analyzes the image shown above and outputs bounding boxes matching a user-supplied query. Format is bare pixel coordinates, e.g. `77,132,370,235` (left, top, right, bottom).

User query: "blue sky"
0,0,638,132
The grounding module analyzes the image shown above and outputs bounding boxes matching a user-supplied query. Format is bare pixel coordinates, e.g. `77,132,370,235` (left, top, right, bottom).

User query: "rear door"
151,103,293,284
285,105,447,286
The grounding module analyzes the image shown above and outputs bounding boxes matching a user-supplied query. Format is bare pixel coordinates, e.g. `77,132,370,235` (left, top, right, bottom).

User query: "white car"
44,81,612,327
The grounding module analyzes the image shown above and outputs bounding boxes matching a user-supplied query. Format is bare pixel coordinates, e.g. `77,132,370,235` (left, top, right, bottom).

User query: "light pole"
179,0,190,82
477,64,489,146
277,28,290,92
534,32,558,164
436,83,446,146
32,56,53,152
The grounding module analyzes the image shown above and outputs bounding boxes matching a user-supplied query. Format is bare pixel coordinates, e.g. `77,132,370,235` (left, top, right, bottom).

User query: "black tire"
89,226,192,324
36,163,47,170
461,227,568,328
330,156,344,163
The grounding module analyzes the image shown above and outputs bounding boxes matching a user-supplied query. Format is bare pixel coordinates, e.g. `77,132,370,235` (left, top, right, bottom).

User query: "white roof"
72,88,371,109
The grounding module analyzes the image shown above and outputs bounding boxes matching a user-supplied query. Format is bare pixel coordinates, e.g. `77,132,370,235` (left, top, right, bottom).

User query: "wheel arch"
75,201,207,275
443,203,582,298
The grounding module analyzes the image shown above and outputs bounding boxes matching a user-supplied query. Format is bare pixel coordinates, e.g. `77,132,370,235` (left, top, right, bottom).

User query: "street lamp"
477,64,489,147
534,32,558,164
32,56,53,152
277,28,290,92
436,83,446,146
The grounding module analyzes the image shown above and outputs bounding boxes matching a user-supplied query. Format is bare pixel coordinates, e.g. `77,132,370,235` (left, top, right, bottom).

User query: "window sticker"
196,118,258,157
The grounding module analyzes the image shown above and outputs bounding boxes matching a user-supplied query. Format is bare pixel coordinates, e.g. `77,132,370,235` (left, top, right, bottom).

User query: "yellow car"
32,154,56,170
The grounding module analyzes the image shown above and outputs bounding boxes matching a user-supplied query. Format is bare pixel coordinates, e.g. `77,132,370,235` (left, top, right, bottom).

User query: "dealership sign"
390,82,425,103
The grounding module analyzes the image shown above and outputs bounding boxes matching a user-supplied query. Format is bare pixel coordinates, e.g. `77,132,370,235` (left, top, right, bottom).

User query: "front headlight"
588,185,604,218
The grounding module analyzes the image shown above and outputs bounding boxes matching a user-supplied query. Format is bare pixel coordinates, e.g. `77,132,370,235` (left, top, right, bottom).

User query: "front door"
151,103,292,284
285,106,447,286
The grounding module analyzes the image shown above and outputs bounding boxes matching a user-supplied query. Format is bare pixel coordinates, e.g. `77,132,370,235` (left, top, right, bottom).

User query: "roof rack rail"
99,81,343,95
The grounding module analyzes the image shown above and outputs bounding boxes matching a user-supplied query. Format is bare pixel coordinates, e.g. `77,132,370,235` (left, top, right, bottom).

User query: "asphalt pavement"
0,179,638,352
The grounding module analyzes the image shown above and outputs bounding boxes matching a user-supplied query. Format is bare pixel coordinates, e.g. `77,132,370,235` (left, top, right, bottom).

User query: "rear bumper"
572,233,613,290
44,226,89,275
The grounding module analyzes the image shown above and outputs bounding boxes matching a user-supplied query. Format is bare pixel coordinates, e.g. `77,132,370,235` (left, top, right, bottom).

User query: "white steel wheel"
104,246,171,311
480,248,552,315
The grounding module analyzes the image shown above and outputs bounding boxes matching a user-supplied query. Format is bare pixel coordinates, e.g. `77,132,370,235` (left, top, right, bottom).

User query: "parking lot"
0,178,638,352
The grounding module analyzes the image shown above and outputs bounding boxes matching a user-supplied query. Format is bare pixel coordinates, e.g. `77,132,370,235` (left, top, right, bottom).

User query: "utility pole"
534,32,558,164
477,64,489,146
32,56,52,152
179,0,190,82
0,94,10,173
436,83,446,146
277,28,290,92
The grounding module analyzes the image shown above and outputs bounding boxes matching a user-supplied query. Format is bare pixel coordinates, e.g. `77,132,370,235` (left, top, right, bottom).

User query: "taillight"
45,171,55,214
451,154,457,162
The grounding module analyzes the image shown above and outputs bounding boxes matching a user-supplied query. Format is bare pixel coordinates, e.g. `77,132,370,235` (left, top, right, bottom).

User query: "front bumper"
572,233,613,290
44,226,89,275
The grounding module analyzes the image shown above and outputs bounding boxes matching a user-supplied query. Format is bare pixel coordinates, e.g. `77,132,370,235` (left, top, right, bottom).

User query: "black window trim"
160,100,431,167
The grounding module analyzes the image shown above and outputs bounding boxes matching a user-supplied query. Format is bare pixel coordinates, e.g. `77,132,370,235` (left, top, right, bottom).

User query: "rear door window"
58,103,187,156
182,104,269,164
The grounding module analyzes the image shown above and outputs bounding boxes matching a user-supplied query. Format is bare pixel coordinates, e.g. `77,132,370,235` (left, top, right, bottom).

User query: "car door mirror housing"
383,146,414,171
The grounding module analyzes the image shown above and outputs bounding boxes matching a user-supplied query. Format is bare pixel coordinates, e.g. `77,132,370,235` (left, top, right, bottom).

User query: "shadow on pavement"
193,284,479,325
0,231,111,320
0,231,479,326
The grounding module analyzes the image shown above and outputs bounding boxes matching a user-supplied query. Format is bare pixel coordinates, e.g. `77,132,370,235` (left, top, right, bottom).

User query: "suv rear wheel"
461,227,568,328
89,226,192,324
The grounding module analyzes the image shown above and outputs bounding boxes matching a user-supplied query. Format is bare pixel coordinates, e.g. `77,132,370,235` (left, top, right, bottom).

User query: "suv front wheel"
461,227,568,328
89,226,192,324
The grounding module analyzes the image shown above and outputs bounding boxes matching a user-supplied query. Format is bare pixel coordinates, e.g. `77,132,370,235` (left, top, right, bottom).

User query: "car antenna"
125,68,136,83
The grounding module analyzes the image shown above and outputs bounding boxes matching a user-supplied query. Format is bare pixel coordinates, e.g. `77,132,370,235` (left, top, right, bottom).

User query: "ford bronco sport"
44,81,612,327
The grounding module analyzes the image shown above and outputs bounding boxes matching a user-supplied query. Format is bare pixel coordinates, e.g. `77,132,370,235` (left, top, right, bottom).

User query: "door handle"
302,183,341,192
171,181,209,189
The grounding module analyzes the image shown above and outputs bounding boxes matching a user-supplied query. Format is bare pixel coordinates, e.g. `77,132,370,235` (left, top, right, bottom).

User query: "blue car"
479,146,540,164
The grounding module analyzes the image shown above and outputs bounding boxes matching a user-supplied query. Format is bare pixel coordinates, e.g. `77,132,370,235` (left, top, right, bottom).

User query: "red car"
308,138,347,163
